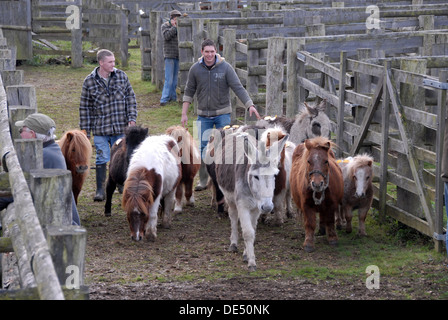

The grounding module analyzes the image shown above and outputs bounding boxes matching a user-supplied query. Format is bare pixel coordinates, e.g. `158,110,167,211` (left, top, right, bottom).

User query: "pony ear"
304,139,312,150
81,129,87,136
266,131,286,148
304,102,318,117
367,159,373,167
242,135,258,164
267,133,289,164
66,132,74,142
317,99,327,111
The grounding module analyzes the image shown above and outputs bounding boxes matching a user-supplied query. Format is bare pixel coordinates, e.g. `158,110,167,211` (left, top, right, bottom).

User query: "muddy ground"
17,63,448,306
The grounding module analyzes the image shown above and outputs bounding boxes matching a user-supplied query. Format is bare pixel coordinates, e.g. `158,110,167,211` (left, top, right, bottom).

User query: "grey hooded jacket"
183,54,253,117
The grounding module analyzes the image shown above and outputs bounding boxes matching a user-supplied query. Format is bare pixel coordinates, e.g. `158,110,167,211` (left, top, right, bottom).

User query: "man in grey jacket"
181,39,261,190
160,10,182,106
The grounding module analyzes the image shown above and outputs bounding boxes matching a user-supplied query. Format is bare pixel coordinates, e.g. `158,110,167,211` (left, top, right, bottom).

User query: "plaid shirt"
161,20,179,59
79,67,137,136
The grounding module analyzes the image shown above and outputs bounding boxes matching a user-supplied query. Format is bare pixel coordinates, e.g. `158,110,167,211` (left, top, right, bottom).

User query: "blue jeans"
197,114,231,159
94,134,124,165
160,58,179,103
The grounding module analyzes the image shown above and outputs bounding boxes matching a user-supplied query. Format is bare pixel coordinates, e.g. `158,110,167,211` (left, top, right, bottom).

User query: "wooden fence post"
434,69,447,253
379,60,391,224
29,169,73,228
266,37,285,116
8,106,36,140
70,0,83,68
5,84,37,110
150,11,163,90
286,38,300,118
223,29,237,122
46,225,87,288
140,10,151,81
120,7,129,68
336,51,347,158
14,139,43,173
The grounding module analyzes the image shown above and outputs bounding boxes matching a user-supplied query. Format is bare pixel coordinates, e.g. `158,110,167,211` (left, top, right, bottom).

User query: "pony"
256,99,332,145
122,135,181,241
289,137,343,253
336,154,374,236
260,126,296,225
58,129,92,204
205,125,240,217
165,125,201,213
215,131,288,271
104,125,149,216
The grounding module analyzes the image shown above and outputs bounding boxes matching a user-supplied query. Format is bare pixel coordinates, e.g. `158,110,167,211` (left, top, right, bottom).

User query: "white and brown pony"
215,131,288,271
165,125,201,213
260,126,296,225
336,154,374,236
122,135,181,242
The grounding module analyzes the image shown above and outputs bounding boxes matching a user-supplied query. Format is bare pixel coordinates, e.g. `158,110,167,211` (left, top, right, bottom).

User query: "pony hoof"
304,245,315,253
242,254,248,262
248,265,257,272
329,240,338,247
228,243,238,252
145,234,157,242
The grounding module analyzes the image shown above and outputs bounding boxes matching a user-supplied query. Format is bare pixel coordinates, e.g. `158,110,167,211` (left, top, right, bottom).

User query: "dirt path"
17,63,448,303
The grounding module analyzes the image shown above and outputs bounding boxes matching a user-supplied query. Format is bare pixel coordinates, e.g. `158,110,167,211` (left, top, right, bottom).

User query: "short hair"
97,49,114,62
201,39,216,51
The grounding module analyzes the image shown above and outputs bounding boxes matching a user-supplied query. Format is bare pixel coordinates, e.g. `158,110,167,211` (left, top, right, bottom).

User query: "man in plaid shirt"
80,49,137,202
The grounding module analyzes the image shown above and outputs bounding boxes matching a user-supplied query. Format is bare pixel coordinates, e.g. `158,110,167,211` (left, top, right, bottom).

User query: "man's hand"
249,105,261,120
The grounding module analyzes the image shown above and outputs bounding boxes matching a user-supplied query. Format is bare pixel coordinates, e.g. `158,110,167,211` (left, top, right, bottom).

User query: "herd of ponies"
58,100,374,271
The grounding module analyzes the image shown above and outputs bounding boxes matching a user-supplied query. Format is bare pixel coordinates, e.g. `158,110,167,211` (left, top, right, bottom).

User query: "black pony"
104,125,149,216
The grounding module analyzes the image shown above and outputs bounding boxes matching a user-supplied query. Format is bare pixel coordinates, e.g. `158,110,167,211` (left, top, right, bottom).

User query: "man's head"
170,10,181,19
201,39,217,67
15,113,56,140
97,49,115,74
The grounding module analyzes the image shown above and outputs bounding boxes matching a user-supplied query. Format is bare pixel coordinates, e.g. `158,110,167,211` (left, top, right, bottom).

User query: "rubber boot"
94,163,107,201
195,160,208,191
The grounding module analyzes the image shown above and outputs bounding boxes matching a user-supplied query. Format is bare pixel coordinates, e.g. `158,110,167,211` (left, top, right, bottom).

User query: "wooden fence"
0,32,88,300
142,2,448,251
0,0,131,68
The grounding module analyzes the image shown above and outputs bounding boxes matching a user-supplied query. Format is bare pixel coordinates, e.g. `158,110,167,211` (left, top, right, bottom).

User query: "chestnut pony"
165,125,201,213
290,137,343,252
58,129,92,204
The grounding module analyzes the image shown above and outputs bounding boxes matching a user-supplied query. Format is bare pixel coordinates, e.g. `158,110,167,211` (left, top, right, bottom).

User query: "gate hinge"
433,232,446,241
423,79,448,90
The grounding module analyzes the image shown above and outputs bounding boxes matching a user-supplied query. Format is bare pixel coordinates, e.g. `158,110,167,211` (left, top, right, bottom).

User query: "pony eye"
254,175,259,180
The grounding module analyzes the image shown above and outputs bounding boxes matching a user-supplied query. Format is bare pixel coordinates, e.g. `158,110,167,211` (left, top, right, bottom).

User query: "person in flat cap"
160,9,182,106
9,113,81,226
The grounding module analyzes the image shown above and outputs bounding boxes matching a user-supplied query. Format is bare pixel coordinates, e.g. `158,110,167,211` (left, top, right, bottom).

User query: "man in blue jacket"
0,113,80,226
181,39,261,190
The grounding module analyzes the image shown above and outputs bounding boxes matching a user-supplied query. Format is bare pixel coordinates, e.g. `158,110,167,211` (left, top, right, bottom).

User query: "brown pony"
58,129,92,204
289,137,343,252
165,125,201,213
